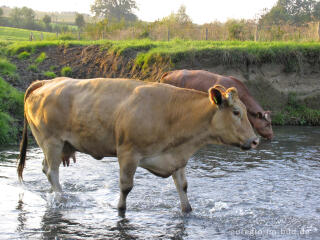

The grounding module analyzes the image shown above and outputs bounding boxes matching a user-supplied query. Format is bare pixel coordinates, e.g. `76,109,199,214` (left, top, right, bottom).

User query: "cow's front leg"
172,167,192,213
117,155,138,217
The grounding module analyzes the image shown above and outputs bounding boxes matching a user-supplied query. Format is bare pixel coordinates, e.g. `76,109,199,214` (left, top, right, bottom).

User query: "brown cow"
160,70,273,139
18,77,259,216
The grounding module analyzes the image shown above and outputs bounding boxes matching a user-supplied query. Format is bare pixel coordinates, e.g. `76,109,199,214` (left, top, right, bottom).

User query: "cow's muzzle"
241,137,260,150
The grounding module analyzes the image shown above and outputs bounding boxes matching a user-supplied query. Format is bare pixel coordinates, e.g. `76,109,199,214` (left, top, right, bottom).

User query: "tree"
42,15,51,31
0,8,3,18
10,7,22,26
176,5,192,25
259,0,318,25
91,0,138,22
75,13,85,30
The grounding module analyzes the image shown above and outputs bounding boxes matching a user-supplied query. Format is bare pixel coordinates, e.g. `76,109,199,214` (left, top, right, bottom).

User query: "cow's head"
208,85,259,150
248,111,273,140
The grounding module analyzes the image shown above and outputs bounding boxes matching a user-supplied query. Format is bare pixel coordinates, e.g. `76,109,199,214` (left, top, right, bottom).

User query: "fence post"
41,32,43,40
168,29,170,41
206,28,208,40
29,32,33,41
56,32,58,39
78,31,81,40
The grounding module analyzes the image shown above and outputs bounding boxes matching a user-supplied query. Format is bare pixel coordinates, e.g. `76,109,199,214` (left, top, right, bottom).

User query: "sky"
1,0,278,24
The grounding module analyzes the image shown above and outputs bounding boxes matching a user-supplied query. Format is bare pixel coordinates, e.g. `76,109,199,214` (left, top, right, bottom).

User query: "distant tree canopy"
0,8,3,18
10,7,36,28
260,0,320,25
42,15,51,26
157,5,192,26
91,0,138,22
75,13,85,30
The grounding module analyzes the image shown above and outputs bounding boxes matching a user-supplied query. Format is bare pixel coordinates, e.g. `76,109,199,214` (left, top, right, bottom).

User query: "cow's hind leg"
43,140,63,192
172,167,192,213
117,152,138,217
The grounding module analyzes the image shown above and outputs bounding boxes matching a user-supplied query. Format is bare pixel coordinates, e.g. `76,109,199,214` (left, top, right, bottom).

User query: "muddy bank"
7,44,320,114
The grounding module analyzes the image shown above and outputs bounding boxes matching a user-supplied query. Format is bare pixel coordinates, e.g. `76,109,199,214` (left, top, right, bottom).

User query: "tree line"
1,0,319,41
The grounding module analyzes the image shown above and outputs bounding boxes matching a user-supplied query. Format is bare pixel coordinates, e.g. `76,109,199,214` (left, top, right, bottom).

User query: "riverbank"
1,39,320,144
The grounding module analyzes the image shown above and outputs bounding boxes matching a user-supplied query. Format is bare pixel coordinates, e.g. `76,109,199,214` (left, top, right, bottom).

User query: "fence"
29,21,320,42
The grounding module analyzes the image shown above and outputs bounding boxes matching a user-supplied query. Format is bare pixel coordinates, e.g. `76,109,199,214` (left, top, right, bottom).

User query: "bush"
61,66,72,77
35,52,47,64
18,51,31,60
43,71,56,79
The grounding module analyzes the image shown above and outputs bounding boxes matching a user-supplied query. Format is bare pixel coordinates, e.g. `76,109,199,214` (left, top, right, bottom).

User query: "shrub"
35,52,47,64
61,66,72,77
27,64,38,72
43,71,56,79
49,65,57,71
18,51,31,60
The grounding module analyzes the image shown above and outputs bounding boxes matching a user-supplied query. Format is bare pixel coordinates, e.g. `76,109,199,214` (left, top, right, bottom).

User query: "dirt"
7,45,320,112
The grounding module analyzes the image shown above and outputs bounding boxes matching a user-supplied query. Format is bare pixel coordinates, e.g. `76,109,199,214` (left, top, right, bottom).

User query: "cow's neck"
163,94,215,157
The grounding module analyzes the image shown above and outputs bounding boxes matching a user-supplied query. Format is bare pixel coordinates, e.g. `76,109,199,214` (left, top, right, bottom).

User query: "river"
0,126,319,239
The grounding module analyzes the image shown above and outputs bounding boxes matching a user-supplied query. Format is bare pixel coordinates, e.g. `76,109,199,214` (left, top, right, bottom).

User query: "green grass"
43,71,56,79
35,52,47,64
0,58,17,77
272,93,320,125
18,51,31,60
61,66,72,77
4,39,320,72
0,77,24,144
0,26,56,41
27,64,38,72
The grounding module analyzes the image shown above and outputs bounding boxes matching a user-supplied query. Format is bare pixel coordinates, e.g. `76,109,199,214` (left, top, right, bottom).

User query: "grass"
43,71,56,79
27,64,38,72
4,39,320,72
18,51,31,60
0,58,17,77
35,52,47,64
61,66,72,77
0,77,24,144
0,26,56,41
272,93,320,126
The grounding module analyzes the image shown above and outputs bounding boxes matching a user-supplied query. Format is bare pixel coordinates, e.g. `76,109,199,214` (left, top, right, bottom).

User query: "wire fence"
28,21,320,42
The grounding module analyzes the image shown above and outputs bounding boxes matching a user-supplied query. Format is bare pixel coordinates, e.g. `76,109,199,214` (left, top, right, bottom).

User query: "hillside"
1,5,93,24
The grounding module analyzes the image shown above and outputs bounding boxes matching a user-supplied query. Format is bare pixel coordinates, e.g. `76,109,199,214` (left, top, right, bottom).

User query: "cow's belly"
138,153,188,178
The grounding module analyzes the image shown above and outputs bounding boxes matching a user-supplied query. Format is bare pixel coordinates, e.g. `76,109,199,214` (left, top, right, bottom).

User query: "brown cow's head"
248,111,273,140
208,85,259,150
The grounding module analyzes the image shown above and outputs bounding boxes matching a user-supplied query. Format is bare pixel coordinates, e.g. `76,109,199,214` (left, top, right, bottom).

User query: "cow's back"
25,78,146,158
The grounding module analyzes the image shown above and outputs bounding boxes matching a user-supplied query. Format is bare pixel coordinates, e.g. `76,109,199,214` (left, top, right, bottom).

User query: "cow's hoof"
118,207,126,217
182,204,192,214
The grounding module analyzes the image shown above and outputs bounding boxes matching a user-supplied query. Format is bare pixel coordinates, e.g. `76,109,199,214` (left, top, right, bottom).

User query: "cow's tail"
17,80,48,181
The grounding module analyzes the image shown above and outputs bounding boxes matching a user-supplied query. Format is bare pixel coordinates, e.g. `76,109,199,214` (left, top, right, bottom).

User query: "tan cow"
18,77,259,215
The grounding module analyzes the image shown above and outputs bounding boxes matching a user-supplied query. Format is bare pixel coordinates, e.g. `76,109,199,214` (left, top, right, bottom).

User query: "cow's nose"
251,137,259,149
241,137,259,150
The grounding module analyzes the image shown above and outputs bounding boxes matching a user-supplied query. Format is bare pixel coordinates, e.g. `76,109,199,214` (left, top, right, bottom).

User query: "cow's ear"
226,87,238,106
209,87,223,106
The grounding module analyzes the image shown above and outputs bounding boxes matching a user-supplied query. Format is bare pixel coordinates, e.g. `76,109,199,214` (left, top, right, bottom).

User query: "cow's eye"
233,110,240,116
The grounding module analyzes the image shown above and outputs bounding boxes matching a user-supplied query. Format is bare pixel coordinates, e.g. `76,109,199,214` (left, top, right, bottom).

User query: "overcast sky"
1,0,278,24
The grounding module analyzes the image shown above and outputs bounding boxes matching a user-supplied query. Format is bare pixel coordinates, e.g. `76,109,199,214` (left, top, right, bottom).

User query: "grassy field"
0,26,56,41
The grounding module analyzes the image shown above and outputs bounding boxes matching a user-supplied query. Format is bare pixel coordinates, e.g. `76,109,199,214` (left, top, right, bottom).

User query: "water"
0,126,319,240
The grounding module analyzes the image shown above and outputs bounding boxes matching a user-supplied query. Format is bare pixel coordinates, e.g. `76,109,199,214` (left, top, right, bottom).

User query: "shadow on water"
0,126,320,239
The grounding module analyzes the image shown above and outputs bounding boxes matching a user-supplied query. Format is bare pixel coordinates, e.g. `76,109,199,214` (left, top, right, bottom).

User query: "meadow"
0,26,56,41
